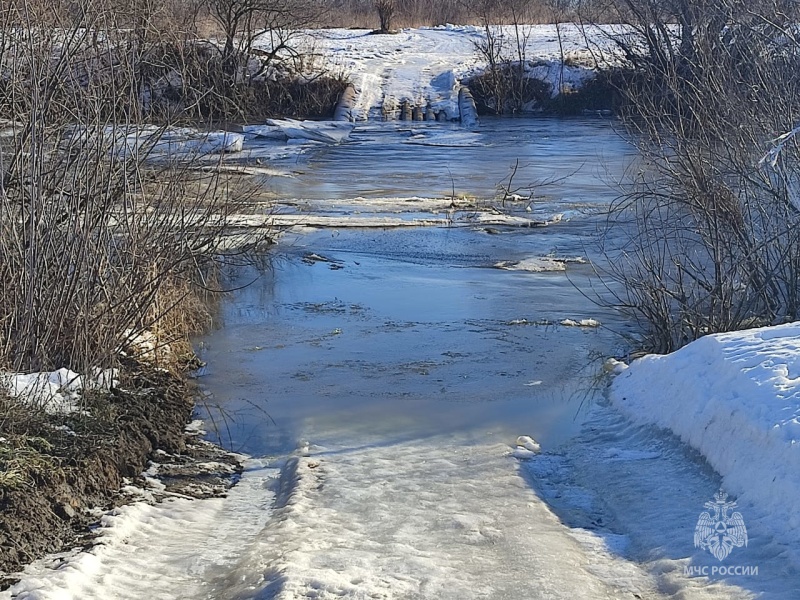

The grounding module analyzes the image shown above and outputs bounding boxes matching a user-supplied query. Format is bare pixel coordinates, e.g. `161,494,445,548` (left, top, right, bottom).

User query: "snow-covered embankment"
609,322,800,560
307,24,624,121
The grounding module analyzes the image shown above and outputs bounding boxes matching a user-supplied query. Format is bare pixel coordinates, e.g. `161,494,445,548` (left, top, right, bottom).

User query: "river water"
8,118,799,599
199,118,634,456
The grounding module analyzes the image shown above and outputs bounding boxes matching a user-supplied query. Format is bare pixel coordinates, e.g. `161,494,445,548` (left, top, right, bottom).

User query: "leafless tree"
593,0,800,351
373,0,396,32
206,0,322,77
0,0,268,378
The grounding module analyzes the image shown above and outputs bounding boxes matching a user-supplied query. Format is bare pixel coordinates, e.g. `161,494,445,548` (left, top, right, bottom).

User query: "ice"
262,119,356,144
512,446,538,459
494,257,567,272
240,124,288,139
64,125,244,159
14,423,795,599
183,437,665,599
560,318,601,327
516,435,542,453
403,129,484,147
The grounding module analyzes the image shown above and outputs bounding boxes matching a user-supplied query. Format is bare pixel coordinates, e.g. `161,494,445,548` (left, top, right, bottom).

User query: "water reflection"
197,118,635,457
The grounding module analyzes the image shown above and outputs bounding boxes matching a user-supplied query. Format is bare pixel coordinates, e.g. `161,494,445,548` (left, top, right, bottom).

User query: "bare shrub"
465,0,602,114
0,0,269,378
133,39,348,121
469,66,551,114
594,0,800,352
468,0,540,114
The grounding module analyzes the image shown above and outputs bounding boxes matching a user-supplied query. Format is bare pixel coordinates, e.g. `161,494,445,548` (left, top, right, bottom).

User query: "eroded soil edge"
0,362,239,588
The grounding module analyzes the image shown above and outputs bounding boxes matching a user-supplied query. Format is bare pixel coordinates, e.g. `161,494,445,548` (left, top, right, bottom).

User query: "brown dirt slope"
0,363,196,583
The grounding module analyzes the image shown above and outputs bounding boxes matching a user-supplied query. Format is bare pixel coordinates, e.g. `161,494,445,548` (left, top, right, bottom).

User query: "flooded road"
198,226,628,456
200,117,634,456
11,118,797,600
185,119,777,599
264,118,631,203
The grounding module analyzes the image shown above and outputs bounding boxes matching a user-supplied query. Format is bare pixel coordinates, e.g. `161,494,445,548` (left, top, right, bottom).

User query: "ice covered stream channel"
8,119,800,599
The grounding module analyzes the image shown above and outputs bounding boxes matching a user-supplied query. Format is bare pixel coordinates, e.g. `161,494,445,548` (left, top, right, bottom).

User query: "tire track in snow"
214,438,668,600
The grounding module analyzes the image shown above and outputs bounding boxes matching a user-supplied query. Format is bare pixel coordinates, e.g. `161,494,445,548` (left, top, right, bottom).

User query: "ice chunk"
515,435,541,453
265,119,355,144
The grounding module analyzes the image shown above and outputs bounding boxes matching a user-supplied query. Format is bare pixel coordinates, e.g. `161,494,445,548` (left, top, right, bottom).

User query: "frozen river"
7,118,800,599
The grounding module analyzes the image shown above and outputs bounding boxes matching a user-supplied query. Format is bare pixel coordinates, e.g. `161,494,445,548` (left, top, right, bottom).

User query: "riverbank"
307,24,626,121
0,360,247,589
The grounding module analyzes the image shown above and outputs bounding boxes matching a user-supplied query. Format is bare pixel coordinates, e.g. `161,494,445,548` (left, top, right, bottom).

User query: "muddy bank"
0,362,232,586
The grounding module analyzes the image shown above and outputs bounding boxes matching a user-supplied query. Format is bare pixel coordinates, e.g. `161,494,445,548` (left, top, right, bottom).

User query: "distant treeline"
318,0,611,29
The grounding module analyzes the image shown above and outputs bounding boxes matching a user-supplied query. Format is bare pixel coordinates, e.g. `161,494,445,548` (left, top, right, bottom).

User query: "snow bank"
1,367,118,414
609,322,800,557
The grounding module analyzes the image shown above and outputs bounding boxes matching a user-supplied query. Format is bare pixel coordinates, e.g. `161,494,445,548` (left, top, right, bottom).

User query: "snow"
6,460,279,600
1,367,118,414
609,321,800,564
299,25,626,121
522,405,800,599
120,329,174,364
